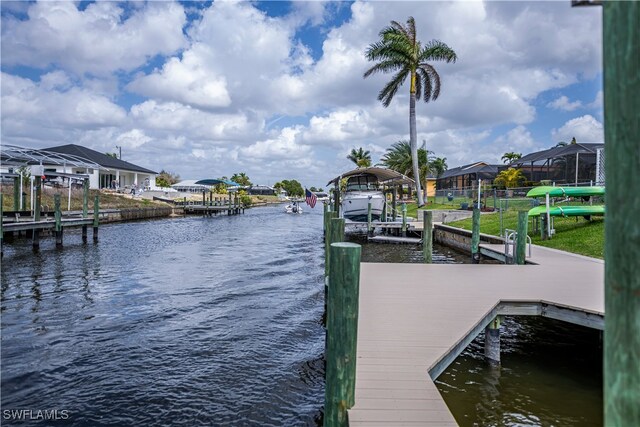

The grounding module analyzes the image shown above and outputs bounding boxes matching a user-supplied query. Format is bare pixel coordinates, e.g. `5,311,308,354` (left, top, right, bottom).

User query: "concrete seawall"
434,223,503,253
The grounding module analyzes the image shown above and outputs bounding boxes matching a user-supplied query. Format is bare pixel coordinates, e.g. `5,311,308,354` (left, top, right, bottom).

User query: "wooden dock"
349,246,604,426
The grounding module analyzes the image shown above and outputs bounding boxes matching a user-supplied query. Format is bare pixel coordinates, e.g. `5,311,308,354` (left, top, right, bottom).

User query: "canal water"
1,204,601,426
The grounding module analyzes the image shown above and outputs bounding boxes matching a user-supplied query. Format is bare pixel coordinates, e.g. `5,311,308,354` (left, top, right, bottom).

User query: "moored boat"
327,167,414,222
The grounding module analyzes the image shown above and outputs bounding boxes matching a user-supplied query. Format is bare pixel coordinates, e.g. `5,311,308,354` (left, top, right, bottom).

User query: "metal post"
471,208,481,263
603,2,640,425
325,242,361,427
33,176,41,250
515,211,527,265
423,210,433,264
19,171,23,210
545,193,551,238
367,200,372,237
67,177,72,211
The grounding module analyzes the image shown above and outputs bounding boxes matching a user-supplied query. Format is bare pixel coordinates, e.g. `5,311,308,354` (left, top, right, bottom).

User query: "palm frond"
420,40,458,63
418,63,440,101
378,68,409,107
363,59,404,78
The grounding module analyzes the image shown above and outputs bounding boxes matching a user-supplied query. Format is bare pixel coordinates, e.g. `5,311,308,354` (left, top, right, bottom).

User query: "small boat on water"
327,167,414,222
285,202,303,214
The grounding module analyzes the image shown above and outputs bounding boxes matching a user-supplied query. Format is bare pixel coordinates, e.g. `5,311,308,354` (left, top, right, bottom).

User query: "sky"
1,0,604,189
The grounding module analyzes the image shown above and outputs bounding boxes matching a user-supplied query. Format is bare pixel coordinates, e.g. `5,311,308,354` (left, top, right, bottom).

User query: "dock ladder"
503,228,532,264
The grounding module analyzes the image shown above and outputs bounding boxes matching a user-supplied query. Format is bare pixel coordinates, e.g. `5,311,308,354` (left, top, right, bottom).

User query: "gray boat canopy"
327,167,415,186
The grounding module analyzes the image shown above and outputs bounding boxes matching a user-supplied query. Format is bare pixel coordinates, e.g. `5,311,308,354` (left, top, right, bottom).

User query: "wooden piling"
484,317,501,364
540,214,548,240
93,195,99,242
325,242,361,427
333,186,340,216
603,2,640,425
13,177,20,211
401,203,407,237
54,194,62,247
515,211,528,265
471,208,480,263
423,210,433,264
324,211,338,277
391,188,397,221
33,176,42,250
326,217,345,279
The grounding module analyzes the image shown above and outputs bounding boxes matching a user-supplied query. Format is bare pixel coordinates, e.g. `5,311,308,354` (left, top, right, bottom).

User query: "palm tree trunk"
409,92,425,206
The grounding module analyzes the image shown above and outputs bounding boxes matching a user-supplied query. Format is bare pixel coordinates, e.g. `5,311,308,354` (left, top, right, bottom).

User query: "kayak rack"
504,228,532,264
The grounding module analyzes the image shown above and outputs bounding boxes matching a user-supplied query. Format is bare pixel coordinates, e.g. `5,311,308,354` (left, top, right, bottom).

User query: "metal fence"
433,181,603,211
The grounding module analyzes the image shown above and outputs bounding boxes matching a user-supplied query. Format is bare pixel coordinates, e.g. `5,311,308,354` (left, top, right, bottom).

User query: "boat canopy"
327,167,415,187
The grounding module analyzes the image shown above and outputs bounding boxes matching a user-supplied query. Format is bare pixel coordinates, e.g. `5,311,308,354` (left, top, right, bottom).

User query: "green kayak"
526,186,605,198
527,205,605,217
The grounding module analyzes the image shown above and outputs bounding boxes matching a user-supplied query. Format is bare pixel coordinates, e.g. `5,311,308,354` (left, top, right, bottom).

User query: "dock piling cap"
330,242,361,249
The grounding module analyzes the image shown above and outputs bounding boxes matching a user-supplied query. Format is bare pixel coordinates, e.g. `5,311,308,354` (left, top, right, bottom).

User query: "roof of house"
512,143,604,165
439,162,500,179
45,144,157,174
172,180,210,188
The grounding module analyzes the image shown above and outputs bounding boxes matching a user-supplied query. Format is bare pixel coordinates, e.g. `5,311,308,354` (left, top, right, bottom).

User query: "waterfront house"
509,143,604,185
45,144,157,190
436,162,500,190
247,185,276,196
171,180,212,193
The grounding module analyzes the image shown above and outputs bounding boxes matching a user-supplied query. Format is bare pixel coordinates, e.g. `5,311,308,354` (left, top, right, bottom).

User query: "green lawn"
447,210,604,259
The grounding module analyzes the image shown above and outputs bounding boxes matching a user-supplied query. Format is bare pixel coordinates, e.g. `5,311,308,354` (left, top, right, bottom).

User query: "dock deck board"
350,245,604,425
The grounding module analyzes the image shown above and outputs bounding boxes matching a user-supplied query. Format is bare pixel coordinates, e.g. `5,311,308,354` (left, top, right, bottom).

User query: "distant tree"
347,147,372,168
157,170,180,188
274,179,304,197
309,186,319,192
494,168,526,189
156,176,171,188
501,152,522,164
570,137,577,144
429,157,448,178
105,152,118,159
231,172,251,186
17,165,31,187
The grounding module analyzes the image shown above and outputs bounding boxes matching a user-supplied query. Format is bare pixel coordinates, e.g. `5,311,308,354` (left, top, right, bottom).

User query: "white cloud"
551,115,604,143
1,2,187,76
241,127,311,160
547,95,583,111
1,1,604,186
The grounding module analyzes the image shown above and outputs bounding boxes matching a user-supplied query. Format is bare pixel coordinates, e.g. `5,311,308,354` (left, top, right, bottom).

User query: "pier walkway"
349,246,604,426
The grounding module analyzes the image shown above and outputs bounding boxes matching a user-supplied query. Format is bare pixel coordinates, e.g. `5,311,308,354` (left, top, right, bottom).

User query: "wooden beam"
603,1,640,425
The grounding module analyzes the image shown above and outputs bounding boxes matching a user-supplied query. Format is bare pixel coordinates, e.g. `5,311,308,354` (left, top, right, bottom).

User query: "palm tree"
381,140,431,193
501,152,522,164
364,17,457,206
347,147,372,168
429,157,448,178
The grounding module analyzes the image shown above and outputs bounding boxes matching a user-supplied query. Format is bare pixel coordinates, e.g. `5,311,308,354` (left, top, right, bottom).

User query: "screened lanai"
509,143,604,185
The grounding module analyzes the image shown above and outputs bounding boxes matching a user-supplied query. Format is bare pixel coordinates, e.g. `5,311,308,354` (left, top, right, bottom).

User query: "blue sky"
1,1,604,188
